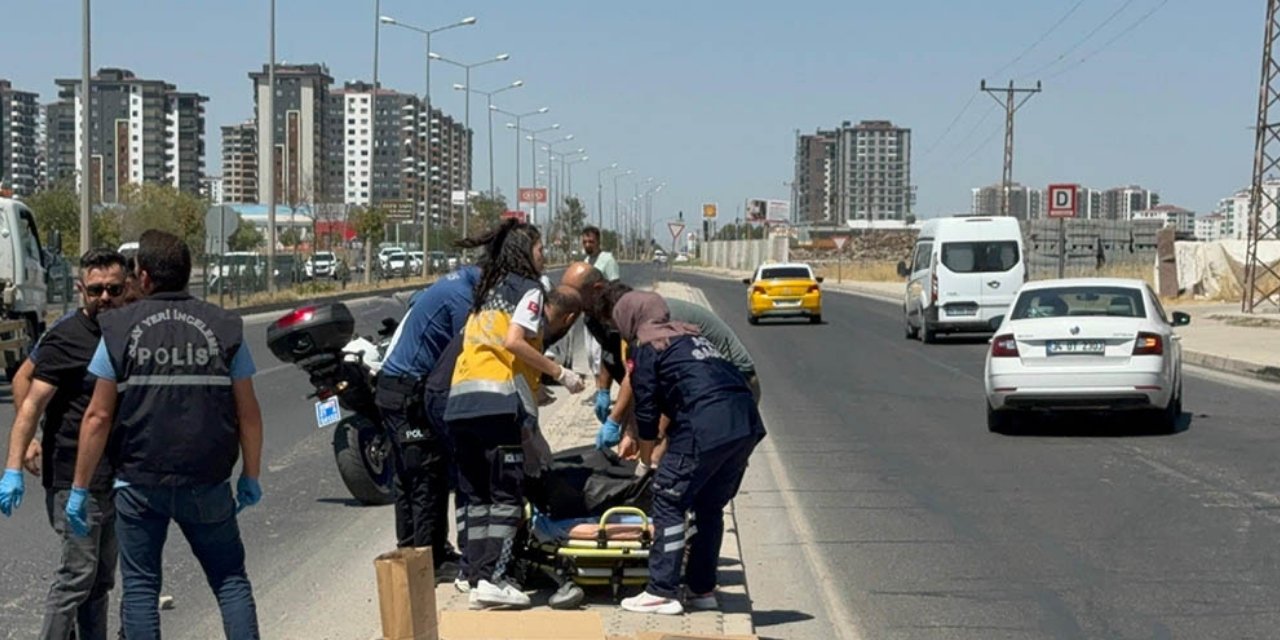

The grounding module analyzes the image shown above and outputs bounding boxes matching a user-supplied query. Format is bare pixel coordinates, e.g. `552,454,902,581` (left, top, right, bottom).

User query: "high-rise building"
331,81,416,207
793,128,838,224
0,80,42,196
220,120,258,203
970,182,1044,219
50,68,207,203
201,176,224,204
250,63,333,207
1101,185,1159,220
839,120,912,222
45,101,75,187
1132,204,1195,235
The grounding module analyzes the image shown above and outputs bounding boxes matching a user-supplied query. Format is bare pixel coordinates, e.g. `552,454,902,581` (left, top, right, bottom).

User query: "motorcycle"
266,303,399,505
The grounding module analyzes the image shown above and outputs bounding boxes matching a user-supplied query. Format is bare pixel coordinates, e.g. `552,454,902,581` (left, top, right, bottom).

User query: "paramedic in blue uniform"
376,265,479,580
612,291,766,617
69,230,264,639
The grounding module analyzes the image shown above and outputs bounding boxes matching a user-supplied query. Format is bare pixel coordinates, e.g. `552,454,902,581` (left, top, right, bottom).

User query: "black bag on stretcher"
524,445,653,520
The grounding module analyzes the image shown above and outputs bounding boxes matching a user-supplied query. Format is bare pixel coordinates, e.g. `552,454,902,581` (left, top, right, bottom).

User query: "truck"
0,196,49,379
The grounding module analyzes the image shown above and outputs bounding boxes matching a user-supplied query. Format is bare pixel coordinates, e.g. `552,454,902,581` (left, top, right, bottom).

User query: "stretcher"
526,506,654,600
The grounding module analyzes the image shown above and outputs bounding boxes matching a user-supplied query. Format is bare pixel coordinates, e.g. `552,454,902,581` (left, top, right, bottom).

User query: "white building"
1215,182,1280,240
1195,213,1226,241
1132,204,1195,236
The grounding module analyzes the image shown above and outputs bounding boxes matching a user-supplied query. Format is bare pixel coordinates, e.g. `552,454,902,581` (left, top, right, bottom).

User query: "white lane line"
255,363,293,377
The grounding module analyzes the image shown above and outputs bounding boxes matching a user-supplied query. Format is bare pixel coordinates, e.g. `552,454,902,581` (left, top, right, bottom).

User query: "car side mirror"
741,278,751,285
1171,311,1191,327
989,315,1004,331
815,276,824,283
896,260,909,278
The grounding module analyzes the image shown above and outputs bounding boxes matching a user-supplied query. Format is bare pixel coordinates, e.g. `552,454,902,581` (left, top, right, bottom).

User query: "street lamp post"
453,81,523,198
527,133,573,225
596,163,619,230
543,141,582,234
429,51,509,244
564,155,589,204
612,170,633,252
512,124,560,222
379,14,476,275
492,106,548,199
80,0,91,254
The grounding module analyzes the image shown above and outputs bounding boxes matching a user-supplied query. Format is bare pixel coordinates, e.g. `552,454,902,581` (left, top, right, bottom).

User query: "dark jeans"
42,488,117,640
115,483,258,640
647,436,757,599
377,376,454,565
451,416,524,586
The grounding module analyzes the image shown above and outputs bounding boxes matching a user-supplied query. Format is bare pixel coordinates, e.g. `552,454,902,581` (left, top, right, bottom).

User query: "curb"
225,281,429,318
1183,350,1280,384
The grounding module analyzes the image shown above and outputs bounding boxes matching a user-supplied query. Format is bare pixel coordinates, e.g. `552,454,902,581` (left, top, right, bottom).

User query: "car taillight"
930,255,939,304
807,284,820,293
1133,332,1163,356
991,334,1019,357
275,306,316,329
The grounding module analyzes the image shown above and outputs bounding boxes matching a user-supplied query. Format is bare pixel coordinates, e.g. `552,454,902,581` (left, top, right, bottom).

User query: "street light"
379,14,476,275
511,123,560,223
596,163,621,230
454,80,523,197
430,51,510,242
541,139,580,229
492,105,549,198
526,133,573,225
613,170,634,251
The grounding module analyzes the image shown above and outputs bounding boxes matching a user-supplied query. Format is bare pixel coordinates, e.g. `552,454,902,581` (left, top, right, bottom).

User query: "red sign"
501,210,527,223
1047,184,1079,219
667,222,686,243
518,188,548,204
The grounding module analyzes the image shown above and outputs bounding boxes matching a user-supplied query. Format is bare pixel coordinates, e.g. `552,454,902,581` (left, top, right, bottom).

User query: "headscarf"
611,291,700,352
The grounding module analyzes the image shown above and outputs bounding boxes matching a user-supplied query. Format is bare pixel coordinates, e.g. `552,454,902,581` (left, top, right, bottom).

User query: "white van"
897,216,1025,343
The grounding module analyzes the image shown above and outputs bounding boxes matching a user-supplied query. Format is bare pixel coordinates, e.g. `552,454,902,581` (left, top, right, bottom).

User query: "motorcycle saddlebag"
266,304,356,364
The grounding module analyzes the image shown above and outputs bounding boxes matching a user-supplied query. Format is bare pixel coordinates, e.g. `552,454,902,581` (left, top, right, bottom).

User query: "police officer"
69,230,264,639
610,292,766,616
376,265,480,580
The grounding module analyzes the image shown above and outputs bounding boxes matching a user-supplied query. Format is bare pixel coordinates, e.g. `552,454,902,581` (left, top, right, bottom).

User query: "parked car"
305,251,338,280
899,216,1025,344
984,278,1191,434
378,247,406,271
743,262,823,325
408,251,424,273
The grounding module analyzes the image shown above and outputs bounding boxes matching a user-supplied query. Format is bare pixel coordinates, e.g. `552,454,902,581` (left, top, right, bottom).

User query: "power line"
990,0,1088,79
922,93,978,156
1046,0,1171,81
956,122,1004,168
948,102,999,157
1021,0,1138,80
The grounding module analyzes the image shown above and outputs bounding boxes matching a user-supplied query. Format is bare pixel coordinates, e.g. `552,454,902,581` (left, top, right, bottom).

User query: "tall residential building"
1132,204,1195,235
331,81,416,207
201,176,224,204
793,128,838,224
250,63,333,207
0,80,41,196
45,101,75,186
1101,185,1159,220
1195,213,1225,241
970,182,1044,219
839,120,912,222
220,120,258,203
50,68,207,203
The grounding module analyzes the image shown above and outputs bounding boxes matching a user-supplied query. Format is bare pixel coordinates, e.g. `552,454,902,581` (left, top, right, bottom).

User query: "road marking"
255,363,293,377
678,281,865,640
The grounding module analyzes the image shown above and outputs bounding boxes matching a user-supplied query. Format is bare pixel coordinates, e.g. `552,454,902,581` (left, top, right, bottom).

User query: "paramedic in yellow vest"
444,220,586,610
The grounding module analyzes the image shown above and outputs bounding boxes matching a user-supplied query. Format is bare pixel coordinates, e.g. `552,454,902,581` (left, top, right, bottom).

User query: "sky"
0,0,1265,235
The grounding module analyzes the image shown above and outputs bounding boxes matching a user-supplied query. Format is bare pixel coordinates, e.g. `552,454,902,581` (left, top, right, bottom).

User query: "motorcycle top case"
267,303,356,363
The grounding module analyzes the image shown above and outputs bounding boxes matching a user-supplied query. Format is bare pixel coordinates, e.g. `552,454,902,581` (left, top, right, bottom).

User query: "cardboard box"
439,611,605,639
374,547,438,640
633,634,759,640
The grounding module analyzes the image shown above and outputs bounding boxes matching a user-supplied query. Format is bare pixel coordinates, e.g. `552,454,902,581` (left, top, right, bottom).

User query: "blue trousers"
647,436,757,599
114,483,259,640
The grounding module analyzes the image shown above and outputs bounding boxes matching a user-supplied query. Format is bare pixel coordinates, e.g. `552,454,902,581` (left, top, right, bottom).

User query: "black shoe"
434,561,460,585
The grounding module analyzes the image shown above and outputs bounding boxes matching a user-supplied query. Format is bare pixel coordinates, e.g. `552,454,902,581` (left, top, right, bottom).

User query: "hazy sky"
0,1,1264,233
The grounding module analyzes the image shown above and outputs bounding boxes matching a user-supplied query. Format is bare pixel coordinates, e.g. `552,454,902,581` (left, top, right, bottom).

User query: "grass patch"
214,275,435,310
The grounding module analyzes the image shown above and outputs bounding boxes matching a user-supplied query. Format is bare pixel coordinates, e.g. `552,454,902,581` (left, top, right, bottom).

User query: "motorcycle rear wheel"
332,417,394,505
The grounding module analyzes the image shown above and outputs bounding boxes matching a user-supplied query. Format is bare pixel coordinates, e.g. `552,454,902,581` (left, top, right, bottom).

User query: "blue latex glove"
0,468,24,517
65,487,91,537
593,390,612,423
595,418,623,451
236,476,262,513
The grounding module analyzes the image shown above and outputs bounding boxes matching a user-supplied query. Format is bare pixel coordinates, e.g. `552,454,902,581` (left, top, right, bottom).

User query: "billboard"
746,198,790,223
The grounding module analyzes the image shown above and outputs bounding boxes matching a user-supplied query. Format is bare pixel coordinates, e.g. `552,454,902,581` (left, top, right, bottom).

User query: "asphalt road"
675,269,1280,640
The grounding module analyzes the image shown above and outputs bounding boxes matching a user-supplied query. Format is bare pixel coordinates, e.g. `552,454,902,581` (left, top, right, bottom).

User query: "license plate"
1046,340,1106,355
315,397,341,428
946,306,978,317
773,299,802,307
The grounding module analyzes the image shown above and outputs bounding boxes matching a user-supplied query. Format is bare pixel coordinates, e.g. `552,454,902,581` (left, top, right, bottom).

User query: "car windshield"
941,241,1019,273
314,253,334,261
1011,286,1147,320
760,267,811,280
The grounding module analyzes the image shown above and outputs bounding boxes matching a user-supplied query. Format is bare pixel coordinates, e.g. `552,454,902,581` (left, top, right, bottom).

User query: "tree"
119,184,206,256
351,206,388,283
24,185,80,256
558,196,587,256
469,193,507,237
280,227,301,248
227,218,264,252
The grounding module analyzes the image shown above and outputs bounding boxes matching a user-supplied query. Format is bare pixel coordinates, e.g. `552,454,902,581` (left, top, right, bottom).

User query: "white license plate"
773,299,802,307
315,397,342,428
946,307,978,317
1047,340,1106,355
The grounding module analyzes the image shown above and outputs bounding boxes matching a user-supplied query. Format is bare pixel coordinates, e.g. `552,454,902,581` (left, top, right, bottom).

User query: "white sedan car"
984,278,1191,434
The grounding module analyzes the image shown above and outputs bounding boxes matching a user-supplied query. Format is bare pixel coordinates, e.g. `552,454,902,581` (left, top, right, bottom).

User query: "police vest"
99,292,245,486
445,273,543,423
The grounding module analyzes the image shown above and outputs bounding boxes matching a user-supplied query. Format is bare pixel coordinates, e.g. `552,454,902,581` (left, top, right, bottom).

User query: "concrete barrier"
701,237,789,272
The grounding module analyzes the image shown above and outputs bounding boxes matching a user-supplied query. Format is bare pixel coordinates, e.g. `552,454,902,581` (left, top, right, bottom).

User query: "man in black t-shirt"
0,248,129,640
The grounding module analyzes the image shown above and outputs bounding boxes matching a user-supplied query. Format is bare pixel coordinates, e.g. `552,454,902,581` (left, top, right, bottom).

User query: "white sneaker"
621,591,684,616
685,591,718,611
454,578,471,594
473,579,531,609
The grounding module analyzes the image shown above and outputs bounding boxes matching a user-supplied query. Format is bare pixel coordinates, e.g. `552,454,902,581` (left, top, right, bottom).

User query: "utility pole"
1244,0,1280,313
79,0,91,253
981,79,1041,217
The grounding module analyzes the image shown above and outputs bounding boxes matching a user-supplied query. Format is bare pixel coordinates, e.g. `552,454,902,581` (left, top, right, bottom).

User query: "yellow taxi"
743,262,823,325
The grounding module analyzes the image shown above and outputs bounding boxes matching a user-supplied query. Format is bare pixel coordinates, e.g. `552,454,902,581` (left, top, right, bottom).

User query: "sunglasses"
84,283,125,297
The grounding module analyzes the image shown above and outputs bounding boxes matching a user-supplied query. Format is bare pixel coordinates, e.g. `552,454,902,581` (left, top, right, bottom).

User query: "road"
674,269,1280,640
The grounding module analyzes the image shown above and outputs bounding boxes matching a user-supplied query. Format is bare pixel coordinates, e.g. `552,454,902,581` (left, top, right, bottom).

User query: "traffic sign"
833,235,850,250
518,187,548,204
667,222,686,244
1047,184,1079,219
501,210,527,223
702,203,717,219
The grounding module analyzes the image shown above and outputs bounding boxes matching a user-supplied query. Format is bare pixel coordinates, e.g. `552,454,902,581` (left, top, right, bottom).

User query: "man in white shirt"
579,226,620,417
